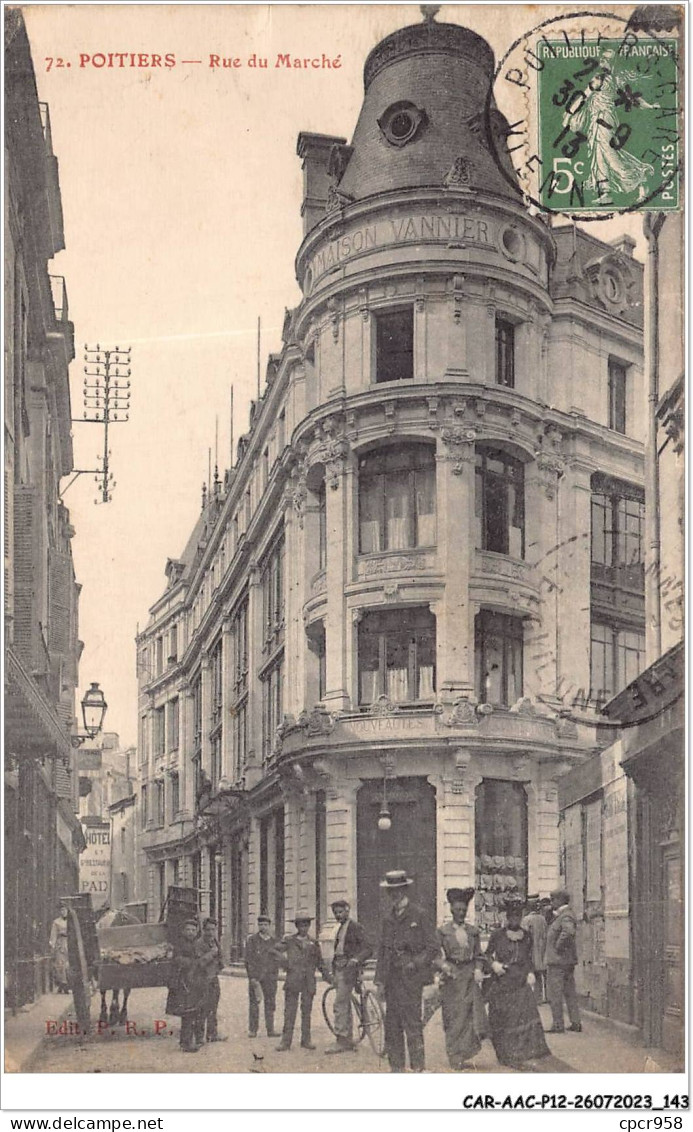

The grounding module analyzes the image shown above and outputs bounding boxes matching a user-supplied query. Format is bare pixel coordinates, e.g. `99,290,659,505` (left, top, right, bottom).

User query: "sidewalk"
12,975,685,1075
4,991,75,1072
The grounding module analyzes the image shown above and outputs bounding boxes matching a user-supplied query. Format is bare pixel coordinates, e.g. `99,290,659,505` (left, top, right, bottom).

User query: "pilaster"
321,780,359,945
323,450,351,711
200,651,211,778
247,816,261,927
435,750,483,924
221,618,233,780
557,459,592,701
246,565,263,770
436,432,475,696
280,784,302,926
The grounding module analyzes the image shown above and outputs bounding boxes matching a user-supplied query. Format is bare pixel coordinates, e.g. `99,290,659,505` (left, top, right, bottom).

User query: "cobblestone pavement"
23,976,679,1075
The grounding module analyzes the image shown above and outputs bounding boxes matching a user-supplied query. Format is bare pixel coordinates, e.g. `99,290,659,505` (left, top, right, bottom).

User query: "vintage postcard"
3,0,685,1106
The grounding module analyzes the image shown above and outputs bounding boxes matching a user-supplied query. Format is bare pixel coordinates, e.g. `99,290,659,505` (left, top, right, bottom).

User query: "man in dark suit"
244,913,280,1038
275,911,330,1051
325,898,372,1054
544,887,582,1033
375,869,440,1073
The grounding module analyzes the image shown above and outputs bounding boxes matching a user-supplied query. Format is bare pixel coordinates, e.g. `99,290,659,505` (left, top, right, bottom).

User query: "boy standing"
275,912,330,1051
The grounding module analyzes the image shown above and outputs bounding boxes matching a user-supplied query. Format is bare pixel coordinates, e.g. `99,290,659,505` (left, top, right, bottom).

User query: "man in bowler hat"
244,913,280,1038
375,870,440,1072
275,911,330,1051
325,898,372,1054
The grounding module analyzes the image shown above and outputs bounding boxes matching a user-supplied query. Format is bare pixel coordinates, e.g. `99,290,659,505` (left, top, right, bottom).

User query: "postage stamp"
490,10,683,219
536,37,680,212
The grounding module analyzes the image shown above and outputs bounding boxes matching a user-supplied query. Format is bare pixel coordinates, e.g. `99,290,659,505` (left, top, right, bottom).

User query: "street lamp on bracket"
71,682,108,747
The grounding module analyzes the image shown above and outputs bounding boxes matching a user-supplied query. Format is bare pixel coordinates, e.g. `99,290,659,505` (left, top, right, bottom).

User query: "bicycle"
322,973,386,1058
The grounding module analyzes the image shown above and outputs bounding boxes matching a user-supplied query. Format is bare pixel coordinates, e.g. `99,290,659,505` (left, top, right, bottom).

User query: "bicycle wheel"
360,989,385,1058
321,984,337,1036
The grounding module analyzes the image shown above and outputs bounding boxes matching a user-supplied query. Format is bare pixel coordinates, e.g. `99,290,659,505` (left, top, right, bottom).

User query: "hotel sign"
80,820,111,909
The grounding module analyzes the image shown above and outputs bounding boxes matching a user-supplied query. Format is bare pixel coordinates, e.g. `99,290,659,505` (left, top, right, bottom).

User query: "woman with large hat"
483,895,550,1068
435,887,487,1070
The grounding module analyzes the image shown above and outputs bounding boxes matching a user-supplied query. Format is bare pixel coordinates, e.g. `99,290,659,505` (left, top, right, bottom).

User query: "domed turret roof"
336,20,521,205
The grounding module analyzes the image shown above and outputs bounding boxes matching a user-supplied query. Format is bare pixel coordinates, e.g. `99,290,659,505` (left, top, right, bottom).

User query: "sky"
22,3,647,746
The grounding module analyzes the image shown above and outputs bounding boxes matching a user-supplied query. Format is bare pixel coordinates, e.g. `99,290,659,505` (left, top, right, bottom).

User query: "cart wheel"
67,906,91,1036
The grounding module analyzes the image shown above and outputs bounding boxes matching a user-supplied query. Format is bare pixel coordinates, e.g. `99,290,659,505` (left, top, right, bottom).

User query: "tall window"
167,698,179,751
495,317,515,388
169,624,178,663
590,622,645,703
475,610,524,706
209,640,223,788
277,409,286,455
318,481,327,571
231,596,249,782
358,607,435,705
192,673,202,750
591,486,645,567
608,358,627,433
153,706,165,757
155,779,165,826
375,307,414,383
155,636,164,676
262,655,284,761
262,535,284,653
359,445,436,553
170,771,180,818
475,446,525,557
140,784,148,829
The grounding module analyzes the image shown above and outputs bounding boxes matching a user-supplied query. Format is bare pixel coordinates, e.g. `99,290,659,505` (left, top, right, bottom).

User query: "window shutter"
13,485,39,670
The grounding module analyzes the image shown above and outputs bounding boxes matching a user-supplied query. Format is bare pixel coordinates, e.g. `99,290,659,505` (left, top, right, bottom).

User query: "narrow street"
27,976,676,1075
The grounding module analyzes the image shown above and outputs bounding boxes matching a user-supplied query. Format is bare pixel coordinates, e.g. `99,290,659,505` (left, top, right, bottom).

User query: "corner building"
137,19,646,957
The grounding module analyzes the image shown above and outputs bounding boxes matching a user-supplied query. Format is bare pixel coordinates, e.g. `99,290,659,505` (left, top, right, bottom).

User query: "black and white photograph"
3,0,686,1110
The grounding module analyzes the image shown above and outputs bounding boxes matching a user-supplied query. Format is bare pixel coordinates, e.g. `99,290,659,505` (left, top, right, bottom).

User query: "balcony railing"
49,275,69,323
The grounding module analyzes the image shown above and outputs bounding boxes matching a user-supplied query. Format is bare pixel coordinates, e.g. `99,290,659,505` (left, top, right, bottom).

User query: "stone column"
524,452,563,706
179,681,193,817
245,564,264,777
221,617,233,781
200,651,211,778
299,794,318,915
246,816,261,929
323,442,350,712
414,286,427,381
556,458,592,703
435,749,482,925
320,780,359,949
435,430,475,698
280,786,302,926
282,486,303,719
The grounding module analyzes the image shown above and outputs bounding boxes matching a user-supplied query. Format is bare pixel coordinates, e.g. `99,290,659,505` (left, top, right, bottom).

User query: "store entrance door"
356,776,436,946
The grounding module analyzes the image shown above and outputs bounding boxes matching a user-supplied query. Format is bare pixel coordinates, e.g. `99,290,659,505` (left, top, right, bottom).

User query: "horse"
95,906,141,1025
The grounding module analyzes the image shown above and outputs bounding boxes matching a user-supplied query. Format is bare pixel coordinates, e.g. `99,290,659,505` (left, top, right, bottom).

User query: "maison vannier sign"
305,212,493,288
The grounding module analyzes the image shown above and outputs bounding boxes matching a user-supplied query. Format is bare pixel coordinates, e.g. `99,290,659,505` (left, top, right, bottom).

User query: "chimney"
610,234,637,258
296,131,346,235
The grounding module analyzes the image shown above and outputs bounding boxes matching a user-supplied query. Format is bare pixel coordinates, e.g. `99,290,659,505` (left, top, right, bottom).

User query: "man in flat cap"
545,888,582,1033
275,912,330,1051
244,913,280,1039
325,898,372,1054
374,870,439,1073
435,888,486,1070
167,918,206,1052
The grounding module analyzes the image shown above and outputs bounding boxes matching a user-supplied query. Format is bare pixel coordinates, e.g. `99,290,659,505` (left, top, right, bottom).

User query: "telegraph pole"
63,344,132,502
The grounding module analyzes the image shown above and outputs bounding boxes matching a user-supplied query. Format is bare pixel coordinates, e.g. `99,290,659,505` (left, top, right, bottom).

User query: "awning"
5,648,73,760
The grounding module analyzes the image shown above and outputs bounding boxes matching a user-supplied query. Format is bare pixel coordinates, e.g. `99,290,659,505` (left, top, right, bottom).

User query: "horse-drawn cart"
64,887,199,1033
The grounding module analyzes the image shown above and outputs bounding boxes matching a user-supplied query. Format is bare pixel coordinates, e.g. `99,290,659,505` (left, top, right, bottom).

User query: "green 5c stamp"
489,11,682,220
537,38,680,212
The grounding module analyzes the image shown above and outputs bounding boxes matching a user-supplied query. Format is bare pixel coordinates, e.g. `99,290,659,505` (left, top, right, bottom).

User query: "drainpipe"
643,212,665,664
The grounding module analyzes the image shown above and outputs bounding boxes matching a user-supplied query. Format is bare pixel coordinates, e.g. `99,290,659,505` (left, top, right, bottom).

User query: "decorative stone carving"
584,251,638,316
510,696,536,718
384,400,397,433
479,553,526,581
351,608,364,625
535,452,565,500
443,156,474,188
444,695,480,729
327,297,340,341
311,569,327,595
427,397,439,427
415,276,425,312
369,695,395,717
446,748,473,794
448,274,465,322
358,551,433,578
512,755,532,779
308,419,349,489
440,426,477,474
296,705,335,738
383,582,400,603
358,288,370,323
291,467,308,527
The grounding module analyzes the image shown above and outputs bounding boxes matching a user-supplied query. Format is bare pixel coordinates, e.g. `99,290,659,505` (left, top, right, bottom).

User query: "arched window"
359,444,436,553
475,445,525,557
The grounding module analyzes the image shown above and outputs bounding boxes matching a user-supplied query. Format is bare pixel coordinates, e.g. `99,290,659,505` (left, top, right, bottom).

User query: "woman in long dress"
435,887,487,1071
484,895,550,1068
49,903,70,994
568,49,659,203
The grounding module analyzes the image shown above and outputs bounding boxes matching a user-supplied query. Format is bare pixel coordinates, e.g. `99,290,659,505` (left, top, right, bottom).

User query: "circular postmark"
485,9,682,220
